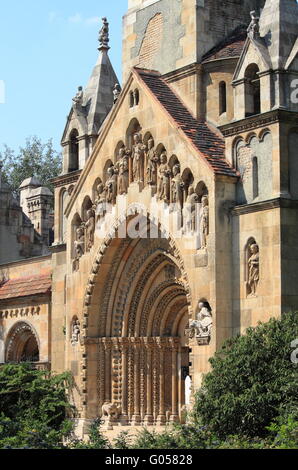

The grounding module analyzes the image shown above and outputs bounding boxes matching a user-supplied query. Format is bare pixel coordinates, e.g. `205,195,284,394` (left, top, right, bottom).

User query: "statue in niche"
187,301,213,344
200,195,209,249
184,185,199,232
113,84,121,104
105,166,117,204
94,181,106,221
132,133,146,183
85,209,95,251
73,225,85,270
247,243,260,297
247,11,260,40
98,17,109,48
71,319,80,345
146,138,159,186
116,147,129,195
157,151,171,203
171,163,184,210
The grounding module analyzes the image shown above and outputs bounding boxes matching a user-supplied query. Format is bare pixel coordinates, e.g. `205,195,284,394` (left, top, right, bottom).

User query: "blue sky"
0,0,127,154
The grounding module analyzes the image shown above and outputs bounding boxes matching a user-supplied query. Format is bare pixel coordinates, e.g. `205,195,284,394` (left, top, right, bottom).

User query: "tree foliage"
0,136,61,194
193,311,298,438
0,364,73,449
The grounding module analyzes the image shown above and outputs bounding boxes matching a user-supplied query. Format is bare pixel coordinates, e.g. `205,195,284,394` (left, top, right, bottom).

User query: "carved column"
140,341,146,423
144,338,154,425
132,338,141,425
127,341,134,421
112,339,121,407
152,340,159,422
98,340,105,414
157,338,166,425
103,339,112,403
120,338,129,425
170,338,179,422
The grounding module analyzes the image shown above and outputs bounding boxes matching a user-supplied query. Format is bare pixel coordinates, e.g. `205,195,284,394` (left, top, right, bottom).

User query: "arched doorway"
5,322,40,363
84,217,191,426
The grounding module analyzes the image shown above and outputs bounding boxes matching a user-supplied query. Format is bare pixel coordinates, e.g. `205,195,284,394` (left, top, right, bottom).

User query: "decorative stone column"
103,338,112,403
156,338,166,425
98,340,105,414
120,338,129,425
132,338,141,425
127,341,134,421
144,338,154,425
170,338,179,422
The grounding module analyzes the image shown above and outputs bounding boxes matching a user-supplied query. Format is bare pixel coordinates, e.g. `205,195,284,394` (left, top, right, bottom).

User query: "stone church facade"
0,0,298,434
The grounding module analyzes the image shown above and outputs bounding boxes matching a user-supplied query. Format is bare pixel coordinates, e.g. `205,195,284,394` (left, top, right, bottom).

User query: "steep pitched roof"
134,68,237,178
202,26,247,63
0,274,51,301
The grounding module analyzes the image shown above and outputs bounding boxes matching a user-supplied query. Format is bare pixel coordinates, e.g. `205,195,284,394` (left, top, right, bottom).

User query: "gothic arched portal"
84,217,191,425
5,322,40,363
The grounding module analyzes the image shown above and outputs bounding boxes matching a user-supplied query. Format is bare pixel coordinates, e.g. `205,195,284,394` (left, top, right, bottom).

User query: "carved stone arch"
181,168,194,201
92,177,102,202
103,159,114,183
195,181,208,202
81,195,93,222
114,140,125,162
5,321,40,363
71,213,82,259
151,288,187,337
168,155,180,171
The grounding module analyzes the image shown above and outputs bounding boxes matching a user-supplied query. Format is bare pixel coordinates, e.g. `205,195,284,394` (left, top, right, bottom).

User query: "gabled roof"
0,274,51,301
134,68,237,178
202,26,247,63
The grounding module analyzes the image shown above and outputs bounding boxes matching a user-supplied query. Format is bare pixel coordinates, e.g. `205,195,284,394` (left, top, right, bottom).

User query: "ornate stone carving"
184,185,199,232
73,225,85,271
105,166,117,204
71,319,80,346
101,402,121,419
72,86,84,111
116,147,129,195
157,152,171,203
247,11,260,40
98,17,109,49
171,163,184,210
113,84,121,104
85,209,95,251
200,195,209,249
146,138,159,186
94,181,106,221
247,242,259,297
131,133,146,184
186,301,213,345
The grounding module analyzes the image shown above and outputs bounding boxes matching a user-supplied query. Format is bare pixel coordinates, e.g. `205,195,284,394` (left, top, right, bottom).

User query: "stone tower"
122,0,265,81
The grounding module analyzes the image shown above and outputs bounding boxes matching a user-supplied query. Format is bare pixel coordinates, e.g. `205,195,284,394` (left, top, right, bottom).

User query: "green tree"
0,363,73,449
193,311,298,438
0,136,61,194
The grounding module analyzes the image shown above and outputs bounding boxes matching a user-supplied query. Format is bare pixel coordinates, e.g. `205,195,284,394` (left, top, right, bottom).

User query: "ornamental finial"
98,17,110,50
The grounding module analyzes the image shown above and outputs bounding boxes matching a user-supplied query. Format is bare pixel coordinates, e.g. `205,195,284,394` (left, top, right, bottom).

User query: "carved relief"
157,152,171,203
247,241,260,297
200,195,209,250
105,166,117,204
94,181,106,221
71,319,80,346
116,147,129,195
186,301,213,345
85,209,95,251
171,163,184,210
146,138,159,186
131,133,146,184
73,225,85,271
184,185,199,232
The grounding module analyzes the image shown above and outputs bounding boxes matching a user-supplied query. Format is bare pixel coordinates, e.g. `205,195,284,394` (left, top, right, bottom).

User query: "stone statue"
132,133,146,184
187,301,213,344
247,11,260,40
247,243,259,297
85,209,95,251
171,163,184,210
157,151,171,203
105,166,117,204
99,17,109,48
116,147,129,195
71,320,80,345
94,181,106,221
73,225,85,270
113,84,121,104
102,402,121,420
146,138,159,186
200,195,209,249
184,185,199,232
72,86,83,110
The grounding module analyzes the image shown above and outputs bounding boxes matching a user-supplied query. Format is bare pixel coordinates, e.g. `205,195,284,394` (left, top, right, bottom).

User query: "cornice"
232,197,298,216
50,170,82,188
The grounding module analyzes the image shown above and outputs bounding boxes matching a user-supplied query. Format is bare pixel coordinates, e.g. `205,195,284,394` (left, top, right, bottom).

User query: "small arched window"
69,129,79,172
245,64,260,117
219,81,227,115
134,89,140,106
252,156,259,199
129,91,134,108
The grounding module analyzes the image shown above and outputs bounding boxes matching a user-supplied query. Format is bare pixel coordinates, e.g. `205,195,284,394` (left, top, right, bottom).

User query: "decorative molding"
0,305,41,319
232,198,298,216
219,110,298,138
50,170,82,189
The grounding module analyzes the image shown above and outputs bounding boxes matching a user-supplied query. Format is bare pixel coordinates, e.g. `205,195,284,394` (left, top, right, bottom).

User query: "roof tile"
0,274,52,301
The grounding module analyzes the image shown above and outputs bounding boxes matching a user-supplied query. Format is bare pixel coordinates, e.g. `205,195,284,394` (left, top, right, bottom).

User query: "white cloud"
85,16,100,25
67,13,100,26
68,13,83,24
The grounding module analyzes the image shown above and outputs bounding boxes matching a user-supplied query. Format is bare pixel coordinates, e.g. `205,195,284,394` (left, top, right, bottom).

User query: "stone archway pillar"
144,338,154,425
157,339,166,425
120,339,129,425
132,338,141,425
170,338,179,422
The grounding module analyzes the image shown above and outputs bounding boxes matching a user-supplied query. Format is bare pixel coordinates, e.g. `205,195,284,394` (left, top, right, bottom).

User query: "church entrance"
85,223,191,426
